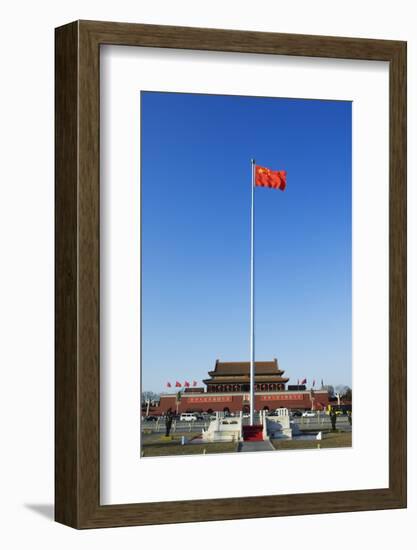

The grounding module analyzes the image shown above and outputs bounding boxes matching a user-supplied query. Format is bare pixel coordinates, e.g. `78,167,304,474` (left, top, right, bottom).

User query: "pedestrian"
330,407,337,431
347,409,352,426
165,409,173,437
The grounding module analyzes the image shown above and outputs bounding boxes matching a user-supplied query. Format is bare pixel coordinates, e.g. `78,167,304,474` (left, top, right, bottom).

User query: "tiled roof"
208,359,284,376
203,376,289,384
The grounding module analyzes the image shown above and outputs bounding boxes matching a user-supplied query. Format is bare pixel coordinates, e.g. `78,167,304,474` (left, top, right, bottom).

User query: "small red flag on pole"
166,382,172,388
192,380,197,387
184,381,190,388
301,378,307,385
175,381,181,387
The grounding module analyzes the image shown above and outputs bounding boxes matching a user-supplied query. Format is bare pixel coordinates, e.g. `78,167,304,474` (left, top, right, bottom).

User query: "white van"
180,413,197,422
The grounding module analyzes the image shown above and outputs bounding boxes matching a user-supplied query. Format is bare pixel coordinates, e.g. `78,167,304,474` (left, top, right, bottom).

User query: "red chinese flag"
301,378,307,385
175,381,181,387
166,382,172,388
192,380,197,387
184,381,190,388
255,165,286,190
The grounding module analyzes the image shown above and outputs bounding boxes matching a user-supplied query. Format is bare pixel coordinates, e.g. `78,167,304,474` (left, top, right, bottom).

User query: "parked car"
180,413,198,422
291,410,302,417
302,411,316,418
144,415,159,421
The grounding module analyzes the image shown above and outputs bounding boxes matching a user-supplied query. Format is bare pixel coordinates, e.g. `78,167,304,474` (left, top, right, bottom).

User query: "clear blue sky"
141,92,352,393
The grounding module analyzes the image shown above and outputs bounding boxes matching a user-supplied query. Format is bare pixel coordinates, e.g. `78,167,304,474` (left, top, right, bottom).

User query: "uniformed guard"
330,407,337,431
165,409,174,437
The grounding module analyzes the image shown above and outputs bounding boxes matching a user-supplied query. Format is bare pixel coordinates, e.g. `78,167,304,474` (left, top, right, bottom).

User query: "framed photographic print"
55,20,406,528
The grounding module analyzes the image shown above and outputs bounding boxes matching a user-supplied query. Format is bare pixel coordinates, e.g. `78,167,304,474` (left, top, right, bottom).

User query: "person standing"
165,409,174,437
330,407,337,431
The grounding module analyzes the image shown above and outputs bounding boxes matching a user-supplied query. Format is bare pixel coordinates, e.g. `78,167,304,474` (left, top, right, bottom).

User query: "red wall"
154,391,329,415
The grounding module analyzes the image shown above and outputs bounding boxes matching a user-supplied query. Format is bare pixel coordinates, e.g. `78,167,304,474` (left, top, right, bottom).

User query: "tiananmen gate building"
153,359,329,415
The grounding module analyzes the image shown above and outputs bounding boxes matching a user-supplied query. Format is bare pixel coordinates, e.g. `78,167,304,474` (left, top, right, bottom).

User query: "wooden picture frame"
55,20,407,528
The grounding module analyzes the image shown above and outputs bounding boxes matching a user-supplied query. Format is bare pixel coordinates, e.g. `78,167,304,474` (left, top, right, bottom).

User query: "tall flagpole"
250,158,256,425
